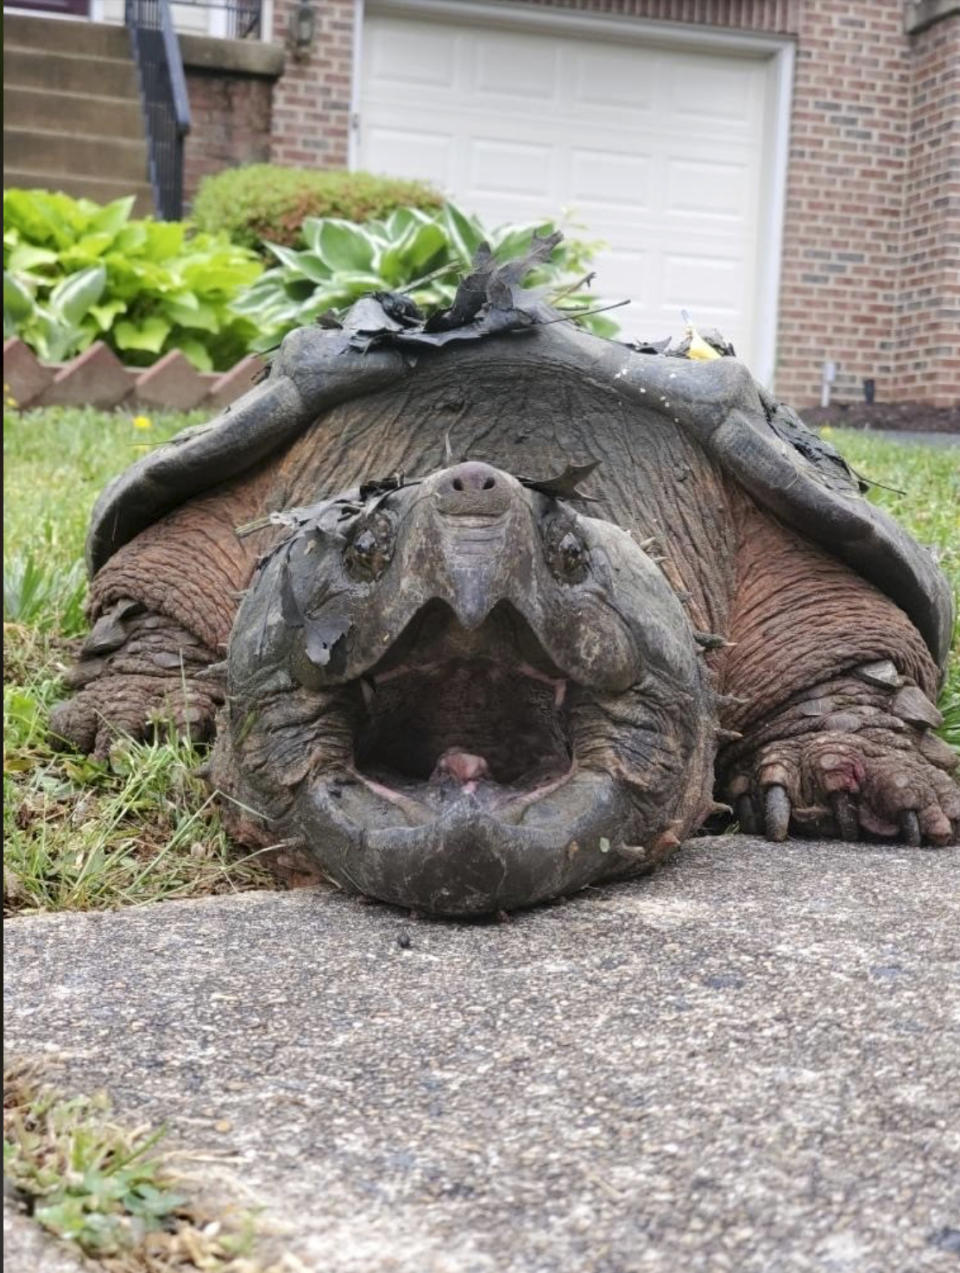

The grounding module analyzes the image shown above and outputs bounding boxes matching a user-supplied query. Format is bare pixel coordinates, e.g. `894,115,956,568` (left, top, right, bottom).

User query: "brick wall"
268,0,354,167
774,0,913,406
183,70,274,204
894,14,960,407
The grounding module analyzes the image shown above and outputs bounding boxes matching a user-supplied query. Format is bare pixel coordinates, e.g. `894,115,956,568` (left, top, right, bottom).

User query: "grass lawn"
3,408,958,914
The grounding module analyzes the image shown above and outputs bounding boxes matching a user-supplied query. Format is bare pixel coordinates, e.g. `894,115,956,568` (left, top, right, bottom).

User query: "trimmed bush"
191,166,445,252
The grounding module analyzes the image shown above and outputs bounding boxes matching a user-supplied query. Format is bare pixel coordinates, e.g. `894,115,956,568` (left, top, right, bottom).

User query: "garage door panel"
474,38,560,100
363,126,457,188
367,23,459,88
665,158,753,222
568,150,654,211
360,12,770,365
665,54,764,126
468,139,558,200
661,252,746,315
593,248,654,297
570,47,658,115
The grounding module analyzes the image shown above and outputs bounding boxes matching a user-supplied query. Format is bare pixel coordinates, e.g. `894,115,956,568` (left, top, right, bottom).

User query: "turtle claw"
763,785,791,842
737,793,759,834
726,723,959,850
899,809,922,847
830,791,860,842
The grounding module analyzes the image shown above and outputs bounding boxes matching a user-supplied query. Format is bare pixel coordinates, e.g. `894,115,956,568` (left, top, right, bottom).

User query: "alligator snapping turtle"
52,241,958,913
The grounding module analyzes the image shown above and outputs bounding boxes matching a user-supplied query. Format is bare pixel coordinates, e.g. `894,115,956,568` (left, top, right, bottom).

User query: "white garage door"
358,6,781,377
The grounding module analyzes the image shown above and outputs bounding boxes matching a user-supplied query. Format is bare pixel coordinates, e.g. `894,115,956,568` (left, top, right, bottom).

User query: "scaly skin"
715,498,958,846
51,481,276,759
50,603,223,759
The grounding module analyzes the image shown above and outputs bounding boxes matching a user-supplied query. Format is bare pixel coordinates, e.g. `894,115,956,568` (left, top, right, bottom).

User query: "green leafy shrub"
191,164,445,252
231,203,618,350
3,188,262,371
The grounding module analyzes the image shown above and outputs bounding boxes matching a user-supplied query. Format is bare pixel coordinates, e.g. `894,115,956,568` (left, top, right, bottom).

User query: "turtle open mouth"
349,600,575,812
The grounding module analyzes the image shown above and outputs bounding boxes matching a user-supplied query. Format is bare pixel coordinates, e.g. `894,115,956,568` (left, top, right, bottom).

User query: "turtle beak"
427,461,530,630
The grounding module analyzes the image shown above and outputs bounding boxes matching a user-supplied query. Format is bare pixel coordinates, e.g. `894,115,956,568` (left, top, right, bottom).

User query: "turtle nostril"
442,461,507,505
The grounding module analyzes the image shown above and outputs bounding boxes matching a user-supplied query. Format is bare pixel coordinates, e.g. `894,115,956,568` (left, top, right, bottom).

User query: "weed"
3,1059,300,1271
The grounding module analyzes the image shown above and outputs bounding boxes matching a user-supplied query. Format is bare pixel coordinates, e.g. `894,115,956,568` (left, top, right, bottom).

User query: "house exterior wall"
259,0,957,407
269,0,354,167
895,14,960,407
775,0,912,406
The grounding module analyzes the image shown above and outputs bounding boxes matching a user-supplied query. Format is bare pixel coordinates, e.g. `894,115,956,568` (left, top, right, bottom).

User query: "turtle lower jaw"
295,767,640,915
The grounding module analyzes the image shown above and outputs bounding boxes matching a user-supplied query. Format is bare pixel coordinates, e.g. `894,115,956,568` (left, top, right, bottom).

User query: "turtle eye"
544,519,588,583
344,514,394,581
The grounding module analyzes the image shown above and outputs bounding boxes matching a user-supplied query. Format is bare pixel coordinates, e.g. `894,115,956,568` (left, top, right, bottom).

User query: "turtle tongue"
432,750,491,794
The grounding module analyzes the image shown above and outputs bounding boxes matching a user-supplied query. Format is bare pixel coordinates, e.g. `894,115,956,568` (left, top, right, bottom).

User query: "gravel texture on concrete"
2,1200,92,1273
4,836,960,1273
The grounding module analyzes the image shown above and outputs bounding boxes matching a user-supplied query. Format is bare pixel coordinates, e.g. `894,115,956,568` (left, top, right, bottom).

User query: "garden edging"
3,338,266,412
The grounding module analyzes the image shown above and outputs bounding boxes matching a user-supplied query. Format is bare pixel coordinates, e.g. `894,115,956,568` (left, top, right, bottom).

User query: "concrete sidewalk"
4,836,960,1272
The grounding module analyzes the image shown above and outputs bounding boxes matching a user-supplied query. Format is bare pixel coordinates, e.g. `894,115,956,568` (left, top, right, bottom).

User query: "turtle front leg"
50,602,225,760
51,488,266,760
715,501,958,847
720,669,958,846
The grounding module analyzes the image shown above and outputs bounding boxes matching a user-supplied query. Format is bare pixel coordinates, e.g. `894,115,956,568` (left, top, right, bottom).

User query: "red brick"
3,338,54,409
134,350,212,410
35,343,134,408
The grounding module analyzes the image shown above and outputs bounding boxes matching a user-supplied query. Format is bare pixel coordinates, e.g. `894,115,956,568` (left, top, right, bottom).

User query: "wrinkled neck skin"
213,349,727,914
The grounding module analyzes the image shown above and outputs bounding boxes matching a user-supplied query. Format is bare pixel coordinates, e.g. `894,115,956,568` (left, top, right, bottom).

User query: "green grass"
824,428,960,748
3,1059,268,1270
3,405,274,914
2,408,957,914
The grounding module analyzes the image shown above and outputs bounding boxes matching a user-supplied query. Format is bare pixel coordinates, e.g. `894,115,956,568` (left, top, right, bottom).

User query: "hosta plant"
230,203,618,350
3,188,263,371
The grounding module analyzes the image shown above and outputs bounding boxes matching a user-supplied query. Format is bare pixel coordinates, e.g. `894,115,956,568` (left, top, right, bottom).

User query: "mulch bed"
801,403,960,434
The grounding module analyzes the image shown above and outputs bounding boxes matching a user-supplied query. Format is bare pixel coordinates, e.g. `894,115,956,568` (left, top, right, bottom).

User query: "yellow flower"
820,426,834,438
132,414,152,430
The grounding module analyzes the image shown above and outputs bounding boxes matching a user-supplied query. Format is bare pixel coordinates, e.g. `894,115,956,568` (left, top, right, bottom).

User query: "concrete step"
3,47,138,98
4,128,149,185
4,85,143,142
2,167,156,216
3,13,130,59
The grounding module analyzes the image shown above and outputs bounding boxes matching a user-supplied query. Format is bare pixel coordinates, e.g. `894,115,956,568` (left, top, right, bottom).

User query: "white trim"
348,0,366,171
3,6,93,17
754,40,794,389
261,0,274,42
360,0,796,385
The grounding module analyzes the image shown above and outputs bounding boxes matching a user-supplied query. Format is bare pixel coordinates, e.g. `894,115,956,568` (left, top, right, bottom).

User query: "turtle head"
216,462,716,914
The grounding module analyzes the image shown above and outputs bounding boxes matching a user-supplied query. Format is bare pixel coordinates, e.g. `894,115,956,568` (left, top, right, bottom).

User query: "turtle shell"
88,306,953,672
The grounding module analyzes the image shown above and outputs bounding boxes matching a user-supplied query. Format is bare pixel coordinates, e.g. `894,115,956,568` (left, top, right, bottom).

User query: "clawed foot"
49,599,224,760
728,728,958,847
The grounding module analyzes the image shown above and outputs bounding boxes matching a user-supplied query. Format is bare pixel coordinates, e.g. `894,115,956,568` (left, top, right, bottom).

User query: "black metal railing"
126,0,192,220
170,0,262,39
